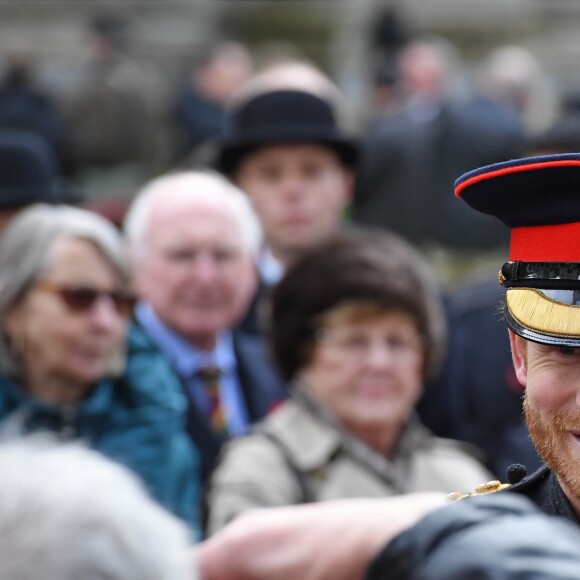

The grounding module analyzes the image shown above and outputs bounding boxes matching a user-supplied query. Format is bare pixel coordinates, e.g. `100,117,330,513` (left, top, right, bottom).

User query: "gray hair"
0,437,196,580
0,204,132,376
124,170,262,260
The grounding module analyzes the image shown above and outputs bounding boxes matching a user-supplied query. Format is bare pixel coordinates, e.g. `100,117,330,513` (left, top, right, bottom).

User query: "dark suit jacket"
236,278,271,336
419,277,541,479
353,98,524,249
184,330,287,481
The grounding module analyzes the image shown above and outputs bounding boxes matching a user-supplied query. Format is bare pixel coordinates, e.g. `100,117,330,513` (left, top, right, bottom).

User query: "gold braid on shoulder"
447,480,511,501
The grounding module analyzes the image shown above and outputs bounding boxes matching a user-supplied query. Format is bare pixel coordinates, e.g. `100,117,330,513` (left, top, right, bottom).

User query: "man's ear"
508,330,528,388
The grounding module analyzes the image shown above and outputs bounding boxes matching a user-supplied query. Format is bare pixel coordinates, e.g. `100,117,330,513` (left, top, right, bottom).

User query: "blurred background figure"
173,41,255,166
124,171,285,485
0,204,201,533
64,12,165,203
433,273,542,479
0,52,71,175
475,44,560,136
230,58,343,104
205,229,491,535
215,61,357,335
0,439,197,580
0,129,78,232
524,111,580,155
368,5,411,119
353,35,525,285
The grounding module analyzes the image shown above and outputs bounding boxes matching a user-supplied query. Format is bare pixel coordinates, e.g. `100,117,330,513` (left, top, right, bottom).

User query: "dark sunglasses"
34,279,135,317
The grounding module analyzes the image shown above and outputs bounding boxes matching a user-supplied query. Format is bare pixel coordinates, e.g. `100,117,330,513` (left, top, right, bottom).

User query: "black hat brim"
217,133,358,176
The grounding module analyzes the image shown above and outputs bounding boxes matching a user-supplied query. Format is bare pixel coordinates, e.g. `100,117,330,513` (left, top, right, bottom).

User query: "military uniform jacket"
204,386,493,535
366,493,580,579
506,464,580,525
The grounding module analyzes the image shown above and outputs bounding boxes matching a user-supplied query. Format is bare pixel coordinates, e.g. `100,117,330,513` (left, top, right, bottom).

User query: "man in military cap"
454,152,580,522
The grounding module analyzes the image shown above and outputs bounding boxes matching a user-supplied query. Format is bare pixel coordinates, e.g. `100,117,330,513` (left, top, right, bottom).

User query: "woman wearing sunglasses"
0,204,201,537
205,229,493,535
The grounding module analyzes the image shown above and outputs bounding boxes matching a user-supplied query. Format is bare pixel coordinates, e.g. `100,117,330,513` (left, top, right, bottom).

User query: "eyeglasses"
316,327,424,362
34,279,135,317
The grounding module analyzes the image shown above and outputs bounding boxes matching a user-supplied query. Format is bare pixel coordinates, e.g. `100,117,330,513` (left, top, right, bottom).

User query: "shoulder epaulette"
448,479,511,501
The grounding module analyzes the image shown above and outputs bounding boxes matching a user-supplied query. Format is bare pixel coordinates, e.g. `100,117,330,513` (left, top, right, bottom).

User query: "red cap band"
510,222,580,261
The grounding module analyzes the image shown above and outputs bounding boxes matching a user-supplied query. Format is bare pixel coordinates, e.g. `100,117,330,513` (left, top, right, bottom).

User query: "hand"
195,492,447,580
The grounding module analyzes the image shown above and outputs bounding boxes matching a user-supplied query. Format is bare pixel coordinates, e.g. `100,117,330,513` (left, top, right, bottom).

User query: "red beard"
524,394,580,502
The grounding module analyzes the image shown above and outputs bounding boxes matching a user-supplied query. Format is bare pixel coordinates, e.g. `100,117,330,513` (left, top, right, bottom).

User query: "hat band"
510,222,580,261
500,261,580,288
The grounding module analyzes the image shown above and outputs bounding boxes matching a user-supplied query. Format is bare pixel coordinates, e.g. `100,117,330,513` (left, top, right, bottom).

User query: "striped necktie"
196,366,228,439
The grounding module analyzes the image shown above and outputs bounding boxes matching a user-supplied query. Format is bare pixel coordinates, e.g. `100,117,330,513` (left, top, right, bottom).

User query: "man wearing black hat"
216,64,357,334
454,153,580,523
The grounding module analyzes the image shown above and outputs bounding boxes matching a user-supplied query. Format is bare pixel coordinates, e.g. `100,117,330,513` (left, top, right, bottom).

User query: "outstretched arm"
196,492,447,580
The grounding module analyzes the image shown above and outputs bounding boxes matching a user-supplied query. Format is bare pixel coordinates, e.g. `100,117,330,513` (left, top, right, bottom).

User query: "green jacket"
0,324,201,538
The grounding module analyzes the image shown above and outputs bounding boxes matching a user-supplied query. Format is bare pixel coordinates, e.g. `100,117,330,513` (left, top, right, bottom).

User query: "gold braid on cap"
507,288,580,337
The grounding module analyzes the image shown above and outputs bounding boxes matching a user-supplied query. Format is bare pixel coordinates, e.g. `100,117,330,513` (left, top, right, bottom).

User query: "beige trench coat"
205,392,493,535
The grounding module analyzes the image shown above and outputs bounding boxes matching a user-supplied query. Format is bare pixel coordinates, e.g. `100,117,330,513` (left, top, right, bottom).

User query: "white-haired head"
124,170,262,261
0,437,197,580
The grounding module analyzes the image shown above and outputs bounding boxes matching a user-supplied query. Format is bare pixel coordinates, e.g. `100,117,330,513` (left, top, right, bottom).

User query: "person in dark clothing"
420,277,542,478
0,53,71,175
367,493,580,580
0,129,79,231
352,37,524,254
173,41,254,165
454,153,580,523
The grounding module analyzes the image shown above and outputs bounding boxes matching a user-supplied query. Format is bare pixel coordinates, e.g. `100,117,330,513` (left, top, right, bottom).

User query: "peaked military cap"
455,153,580,347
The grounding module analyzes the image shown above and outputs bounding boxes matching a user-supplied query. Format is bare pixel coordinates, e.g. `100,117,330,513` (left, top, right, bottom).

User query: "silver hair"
0,204,132,376
123,170,262,260
0,437,196,580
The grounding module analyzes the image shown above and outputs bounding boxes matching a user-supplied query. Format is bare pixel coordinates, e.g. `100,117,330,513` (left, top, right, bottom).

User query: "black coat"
505,464,580,524
418,278,542,478
366,492,580,579
353,98,524,249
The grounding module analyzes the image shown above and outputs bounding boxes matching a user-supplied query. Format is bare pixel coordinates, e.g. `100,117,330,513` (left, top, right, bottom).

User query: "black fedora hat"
216,89,358,175
0,129,79,209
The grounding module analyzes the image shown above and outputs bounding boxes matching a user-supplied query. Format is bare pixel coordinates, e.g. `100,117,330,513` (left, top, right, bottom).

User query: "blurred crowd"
3,7,580,580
